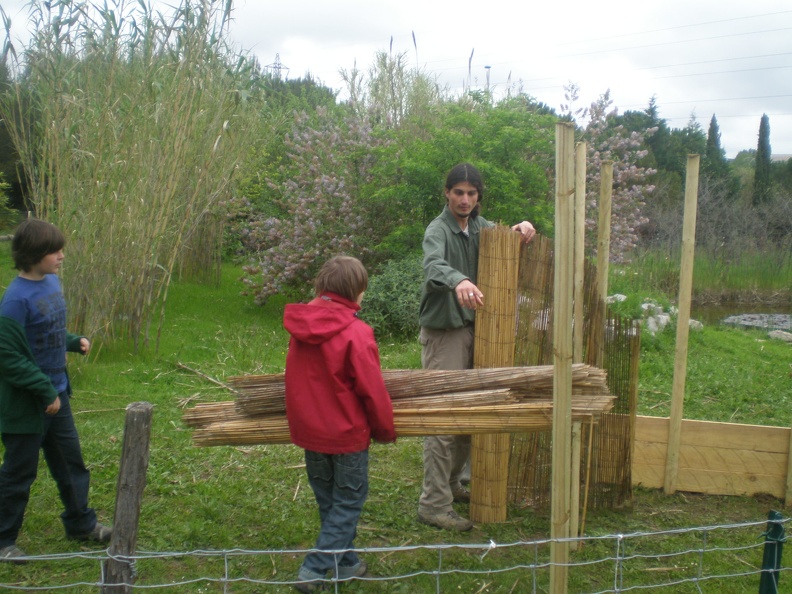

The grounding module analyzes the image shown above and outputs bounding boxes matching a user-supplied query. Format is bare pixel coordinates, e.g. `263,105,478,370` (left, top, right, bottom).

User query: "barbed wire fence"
2,517,787,592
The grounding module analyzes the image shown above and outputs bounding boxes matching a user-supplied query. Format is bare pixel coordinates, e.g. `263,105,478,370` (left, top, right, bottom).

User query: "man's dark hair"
314,255,368,302
11,219,66,272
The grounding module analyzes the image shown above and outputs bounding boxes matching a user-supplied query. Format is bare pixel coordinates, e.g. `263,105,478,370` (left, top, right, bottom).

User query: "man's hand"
511,221,536,244
456,279,483,310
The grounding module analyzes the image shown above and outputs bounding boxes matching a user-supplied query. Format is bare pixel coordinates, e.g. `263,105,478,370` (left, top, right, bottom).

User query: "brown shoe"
452,485,471,503
68,522,112,543
0,545,28,565
418,510,473,531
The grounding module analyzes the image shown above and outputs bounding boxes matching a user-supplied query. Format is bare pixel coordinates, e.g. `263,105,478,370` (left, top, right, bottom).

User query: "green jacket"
0,315,82,434
419,206,494,330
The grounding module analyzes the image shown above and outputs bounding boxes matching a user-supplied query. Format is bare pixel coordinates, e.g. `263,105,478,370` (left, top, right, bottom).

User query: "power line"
654,64,792,80
555,27,792,59
557,10,792,46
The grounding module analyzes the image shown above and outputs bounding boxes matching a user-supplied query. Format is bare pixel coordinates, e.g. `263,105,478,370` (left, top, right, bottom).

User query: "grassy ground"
0,242,790,592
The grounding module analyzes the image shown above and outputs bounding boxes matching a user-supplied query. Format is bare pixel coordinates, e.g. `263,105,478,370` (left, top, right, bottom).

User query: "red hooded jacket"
283,292,396,454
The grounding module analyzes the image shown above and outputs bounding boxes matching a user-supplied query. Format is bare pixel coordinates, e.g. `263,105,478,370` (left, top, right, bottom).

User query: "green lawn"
0,241,789,592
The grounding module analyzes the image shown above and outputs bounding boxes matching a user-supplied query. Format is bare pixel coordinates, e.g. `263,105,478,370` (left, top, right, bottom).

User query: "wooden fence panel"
633,415,790,499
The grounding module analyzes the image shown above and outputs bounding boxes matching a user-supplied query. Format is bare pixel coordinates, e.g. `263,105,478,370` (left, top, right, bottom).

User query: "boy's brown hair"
314,255,368,302
11,219,66,272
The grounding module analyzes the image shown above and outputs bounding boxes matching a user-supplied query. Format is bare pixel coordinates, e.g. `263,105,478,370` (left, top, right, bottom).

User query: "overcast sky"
3,0,791,158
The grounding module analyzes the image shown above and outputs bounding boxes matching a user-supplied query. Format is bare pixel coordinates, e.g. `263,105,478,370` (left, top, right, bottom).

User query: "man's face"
445,181,479,226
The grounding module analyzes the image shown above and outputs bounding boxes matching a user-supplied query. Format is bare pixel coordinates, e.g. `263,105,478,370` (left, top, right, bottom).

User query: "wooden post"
551,121,575,594
470,226,521,523
595,163,614,303
664,155,699,495
103,402,154,593
570,141,587,551
573,141,587,364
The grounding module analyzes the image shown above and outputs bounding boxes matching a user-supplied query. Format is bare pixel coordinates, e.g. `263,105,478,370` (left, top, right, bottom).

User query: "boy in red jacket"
283,255,396,592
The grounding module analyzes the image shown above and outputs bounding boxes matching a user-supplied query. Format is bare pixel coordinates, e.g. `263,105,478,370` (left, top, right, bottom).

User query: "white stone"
768,330,792,343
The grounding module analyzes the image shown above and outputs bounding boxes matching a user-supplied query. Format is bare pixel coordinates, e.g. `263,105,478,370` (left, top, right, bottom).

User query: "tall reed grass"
615,246,792,302
0,0,257,350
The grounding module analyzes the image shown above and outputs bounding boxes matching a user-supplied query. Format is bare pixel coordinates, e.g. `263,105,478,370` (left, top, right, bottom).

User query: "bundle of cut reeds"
184,364,615,447
228,363,607,417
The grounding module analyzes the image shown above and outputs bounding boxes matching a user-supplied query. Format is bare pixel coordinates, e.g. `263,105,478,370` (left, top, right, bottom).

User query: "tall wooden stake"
573,141,587,364
570,141,587,551
551,122,575,594
595,161,614,312
664,154,700,494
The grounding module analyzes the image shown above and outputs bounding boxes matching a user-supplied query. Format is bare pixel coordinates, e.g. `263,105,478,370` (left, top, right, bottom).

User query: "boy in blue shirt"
0,219,111,564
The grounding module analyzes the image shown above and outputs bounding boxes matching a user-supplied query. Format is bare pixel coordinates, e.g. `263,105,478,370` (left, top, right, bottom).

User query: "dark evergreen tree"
703,114,728,178
752,114,771,205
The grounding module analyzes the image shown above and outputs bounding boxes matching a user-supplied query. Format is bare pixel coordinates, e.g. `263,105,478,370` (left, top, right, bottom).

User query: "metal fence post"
759,510,785,594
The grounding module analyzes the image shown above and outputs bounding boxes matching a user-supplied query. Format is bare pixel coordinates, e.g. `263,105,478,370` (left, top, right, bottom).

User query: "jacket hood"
283,293,361,345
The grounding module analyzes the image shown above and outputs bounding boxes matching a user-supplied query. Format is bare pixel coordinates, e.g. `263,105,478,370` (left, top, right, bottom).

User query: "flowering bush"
238,109,387,304
583,92,656,262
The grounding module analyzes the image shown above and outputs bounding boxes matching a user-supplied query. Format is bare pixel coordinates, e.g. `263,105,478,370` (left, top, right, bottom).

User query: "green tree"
0,172,16,231
703,114,729,179
753,114,772,205
0,56,22,209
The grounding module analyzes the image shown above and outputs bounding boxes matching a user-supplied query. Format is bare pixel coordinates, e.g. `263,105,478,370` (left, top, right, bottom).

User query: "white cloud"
2,0,791,157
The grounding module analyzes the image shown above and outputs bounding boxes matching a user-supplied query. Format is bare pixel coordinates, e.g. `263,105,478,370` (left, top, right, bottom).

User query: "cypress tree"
753,114,771,205
704,114,728,178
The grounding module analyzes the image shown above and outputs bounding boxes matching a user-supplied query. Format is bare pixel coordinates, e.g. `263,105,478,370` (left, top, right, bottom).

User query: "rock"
722,314,792,331
607,294,627,304
689,320,704,331
768,330,792,343
645,313,671,334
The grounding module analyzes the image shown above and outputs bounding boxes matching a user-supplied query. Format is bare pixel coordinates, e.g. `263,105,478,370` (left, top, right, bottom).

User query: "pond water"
691,303,792,331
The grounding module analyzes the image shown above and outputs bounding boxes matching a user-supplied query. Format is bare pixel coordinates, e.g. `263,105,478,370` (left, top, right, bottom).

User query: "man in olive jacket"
417,163,535,532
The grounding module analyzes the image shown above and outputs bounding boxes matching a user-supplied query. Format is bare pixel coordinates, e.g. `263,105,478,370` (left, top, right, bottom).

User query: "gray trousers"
418,326,474,514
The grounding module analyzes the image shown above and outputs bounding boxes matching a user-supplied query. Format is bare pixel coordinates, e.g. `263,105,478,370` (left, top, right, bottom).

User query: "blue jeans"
300,449,369,577
0,394,97,548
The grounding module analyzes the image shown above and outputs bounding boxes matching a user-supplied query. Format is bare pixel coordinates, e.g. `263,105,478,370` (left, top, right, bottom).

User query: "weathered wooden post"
102,402,154,593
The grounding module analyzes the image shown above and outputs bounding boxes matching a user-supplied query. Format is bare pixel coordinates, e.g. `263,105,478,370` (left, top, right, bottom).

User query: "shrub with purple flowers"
239,109,389,304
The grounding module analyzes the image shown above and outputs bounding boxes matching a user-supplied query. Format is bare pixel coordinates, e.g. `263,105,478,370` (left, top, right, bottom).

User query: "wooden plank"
635,440,786,474
634,463,785,498
633,415,791,498
637,415,789,452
